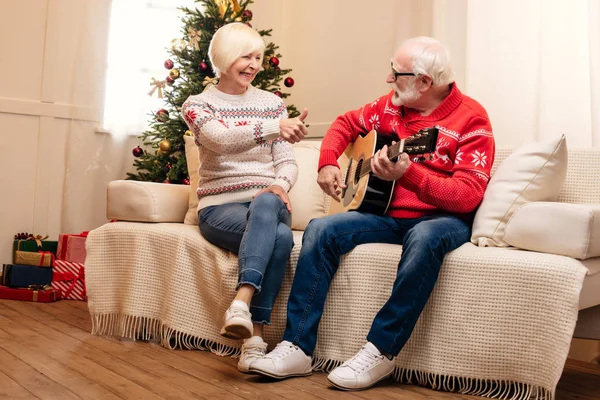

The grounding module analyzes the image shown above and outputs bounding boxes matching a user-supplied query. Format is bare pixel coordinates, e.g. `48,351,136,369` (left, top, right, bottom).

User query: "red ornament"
166,76,175,85
242,9,253,20
274,91,282,97
269,57,279,67
165,163,172,171
132,146,144,157
156,109,169,122
198,61,209,71
275,66,281,73
164,59,174,69
183,178,190,185
163,179,171,184
284,77,295,88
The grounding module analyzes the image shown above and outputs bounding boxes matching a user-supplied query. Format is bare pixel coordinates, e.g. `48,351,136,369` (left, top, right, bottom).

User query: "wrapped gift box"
52,260,86,301
14,251,54,267
0,285,61,302
56,232,88,263
13,236,58,263
1,264,53,288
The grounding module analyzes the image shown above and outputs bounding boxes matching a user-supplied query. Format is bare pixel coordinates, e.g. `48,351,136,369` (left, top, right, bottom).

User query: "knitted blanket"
86,222,586,399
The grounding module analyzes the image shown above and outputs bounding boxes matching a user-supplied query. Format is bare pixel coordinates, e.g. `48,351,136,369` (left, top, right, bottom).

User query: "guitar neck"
360,139,405,178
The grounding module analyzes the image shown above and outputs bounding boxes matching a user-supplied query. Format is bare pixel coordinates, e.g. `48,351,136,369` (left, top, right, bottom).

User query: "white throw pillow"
471,134,568,247
183,135,201,225
183,136,325,229
504,202,600,259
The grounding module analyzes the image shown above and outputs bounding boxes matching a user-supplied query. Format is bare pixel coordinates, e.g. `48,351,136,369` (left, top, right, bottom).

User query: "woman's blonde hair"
208,23,265,78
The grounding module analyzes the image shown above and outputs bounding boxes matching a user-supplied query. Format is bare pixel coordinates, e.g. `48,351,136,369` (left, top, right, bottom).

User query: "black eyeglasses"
391,62,416,80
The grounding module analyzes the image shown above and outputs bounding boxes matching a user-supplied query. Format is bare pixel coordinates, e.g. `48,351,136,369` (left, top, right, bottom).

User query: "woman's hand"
279,109,309,143
253,185,292,213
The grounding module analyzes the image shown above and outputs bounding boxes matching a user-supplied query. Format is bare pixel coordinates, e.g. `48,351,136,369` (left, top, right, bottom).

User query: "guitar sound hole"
355,159,363,184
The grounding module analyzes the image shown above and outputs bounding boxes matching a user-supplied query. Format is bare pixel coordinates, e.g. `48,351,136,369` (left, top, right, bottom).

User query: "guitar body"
328,131,396,215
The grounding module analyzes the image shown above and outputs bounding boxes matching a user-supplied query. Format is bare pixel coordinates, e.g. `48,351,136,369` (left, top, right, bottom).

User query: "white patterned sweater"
182,85,298,211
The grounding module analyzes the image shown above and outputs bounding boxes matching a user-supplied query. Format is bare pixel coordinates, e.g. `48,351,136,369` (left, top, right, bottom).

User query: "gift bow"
148,77,166,98
27,234,49,248
202,76,219,90
54,267,86,300
188,27,202,51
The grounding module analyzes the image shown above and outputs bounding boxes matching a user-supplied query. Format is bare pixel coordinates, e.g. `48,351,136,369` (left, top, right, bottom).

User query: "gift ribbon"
148,77,166,98
16,234,50,250
37,251,55,266
28,284,53,302
188,27,202,51
53,267,86,300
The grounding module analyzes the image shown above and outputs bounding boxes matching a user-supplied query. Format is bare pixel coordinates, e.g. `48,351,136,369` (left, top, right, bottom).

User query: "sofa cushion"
184,135,201,225
504,202,600,260
471,134,568,247
183,136,325,230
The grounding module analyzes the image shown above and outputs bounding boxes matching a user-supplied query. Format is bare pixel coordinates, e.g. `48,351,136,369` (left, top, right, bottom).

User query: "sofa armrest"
107,180,189,223
504,202,600,259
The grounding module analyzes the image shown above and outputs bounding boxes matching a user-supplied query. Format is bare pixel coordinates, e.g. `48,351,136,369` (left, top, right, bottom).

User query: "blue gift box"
1,264,53,288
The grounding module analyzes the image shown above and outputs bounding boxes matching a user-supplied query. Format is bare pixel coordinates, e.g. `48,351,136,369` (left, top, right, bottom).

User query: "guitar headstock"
403,127,439,157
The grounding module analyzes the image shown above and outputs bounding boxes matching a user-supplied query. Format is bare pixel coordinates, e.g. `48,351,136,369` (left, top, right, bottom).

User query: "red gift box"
56,232,88,263
0,285,61,302
52,260,87,301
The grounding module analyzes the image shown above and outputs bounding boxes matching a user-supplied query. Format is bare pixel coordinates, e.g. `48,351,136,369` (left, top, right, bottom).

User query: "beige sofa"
86,140,599,400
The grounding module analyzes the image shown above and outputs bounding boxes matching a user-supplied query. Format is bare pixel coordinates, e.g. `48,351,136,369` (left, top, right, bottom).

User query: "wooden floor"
0,300,598,400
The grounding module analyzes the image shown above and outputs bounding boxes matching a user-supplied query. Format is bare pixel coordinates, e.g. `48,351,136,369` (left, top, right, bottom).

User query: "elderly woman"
181,22,308,373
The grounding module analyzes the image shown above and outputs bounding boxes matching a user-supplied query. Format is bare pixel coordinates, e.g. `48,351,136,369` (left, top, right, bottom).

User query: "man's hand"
279,108,309,143
317,165,347,202
253,185,292,213
370,144,412,181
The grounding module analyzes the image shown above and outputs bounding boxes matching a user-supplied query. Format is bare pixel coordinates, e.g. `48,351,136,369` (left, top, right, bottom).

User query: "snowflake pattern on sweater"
319,83,495,219
182,85,298,210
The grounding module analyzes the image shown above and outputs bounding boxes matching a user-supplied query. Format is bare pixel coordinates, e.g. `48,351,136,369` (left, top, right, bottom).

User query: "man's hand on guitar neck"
317,165,347,202
371,144,412,181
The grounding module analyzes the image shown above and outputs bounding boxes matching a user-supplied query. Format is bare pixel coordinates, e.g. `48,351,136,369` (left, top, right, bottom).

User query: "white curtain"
454,0,600,147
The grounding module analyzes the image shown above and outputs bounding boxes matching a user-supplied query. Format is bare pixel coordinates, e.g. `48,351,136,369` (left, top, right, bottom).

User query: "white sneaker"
238,336,268,373
327,342,395,390
220,300,253,340
248,340,312,379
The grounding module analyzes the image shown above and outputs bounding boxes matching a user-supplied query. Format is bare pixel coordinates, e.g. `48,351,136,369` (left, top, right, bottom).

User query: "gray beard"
391,86,420,107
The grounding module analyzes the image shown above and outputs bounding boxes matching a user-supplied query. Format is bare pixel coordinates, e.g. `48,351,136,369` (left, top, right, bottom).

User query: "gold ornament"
159,139,172,152
169,68,180,80
148,77,166,98
187,27,202,51
185,130,194,136
215,0,241,18
234,16,242,22
170,38,187,53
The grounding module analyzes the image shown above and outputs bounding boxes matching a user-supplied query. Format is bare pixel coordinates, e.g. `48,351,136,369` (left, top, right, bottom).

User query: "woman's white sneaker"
237,336,268,373
327,342,395,390
248,340,312,379
220,300,253,340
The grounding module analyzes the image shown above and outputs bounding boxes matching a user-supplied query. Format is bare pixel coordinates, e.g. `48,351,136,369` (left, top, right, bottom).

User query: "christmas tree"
128,0,299,184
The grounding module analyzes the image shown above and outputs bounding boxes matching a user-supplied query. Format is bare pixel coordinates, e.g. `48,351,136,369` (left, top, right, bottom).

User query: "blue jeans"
198,193,294,324
283,211,471,356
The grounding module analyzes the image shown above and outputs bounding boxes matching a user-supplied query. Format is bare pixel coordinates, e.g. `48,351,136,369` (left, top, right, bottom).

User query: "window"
102,0,197,136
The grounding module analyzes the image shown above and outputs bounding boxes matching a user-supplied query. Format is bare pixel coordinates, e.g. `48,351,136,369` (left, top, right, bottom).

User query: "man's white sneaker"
220,300,253,340
327,342,395,390
238,336,268,373
248,340,312,379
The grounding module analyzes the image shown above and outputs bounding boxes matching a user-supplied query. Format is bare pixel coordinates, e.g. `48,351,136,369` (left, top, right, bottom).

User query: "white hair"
208,23,265,78
400,36,454,86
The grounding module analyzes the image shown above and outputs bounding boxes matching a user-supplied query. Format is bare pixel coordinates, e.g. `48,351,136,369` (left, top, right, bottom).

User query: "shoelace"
243,342,267,359
265,341,297,360
227,305,251,320
345,346,383,373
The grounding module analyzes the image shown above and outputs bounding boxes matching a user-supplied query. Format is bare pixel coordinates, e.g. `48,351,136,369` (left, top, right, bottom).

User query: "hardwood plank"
0,370,39,399
0,342,80,400
0,306,163,400
6,301,252,400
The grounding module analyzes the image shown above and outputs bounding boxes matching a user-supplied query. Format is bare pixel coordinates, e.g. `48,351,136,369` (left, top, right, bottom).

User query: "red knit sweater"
319,83,495,219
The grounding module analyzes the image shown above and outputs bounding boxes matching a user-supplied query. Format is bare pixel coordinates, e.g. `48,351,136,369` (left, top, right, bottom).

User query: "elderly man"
249,36,495,391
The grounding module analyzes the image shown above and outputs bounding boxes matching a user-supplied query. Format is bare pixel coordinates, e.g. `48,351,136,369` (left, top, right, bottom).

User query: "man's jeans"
198,193,293,324
283,211,471,356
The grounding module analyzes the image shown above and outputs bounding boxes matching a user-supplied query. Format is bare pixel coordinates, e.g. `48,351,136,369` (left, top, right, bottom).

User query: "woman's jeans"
198,193,293,324
282,211,471,356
